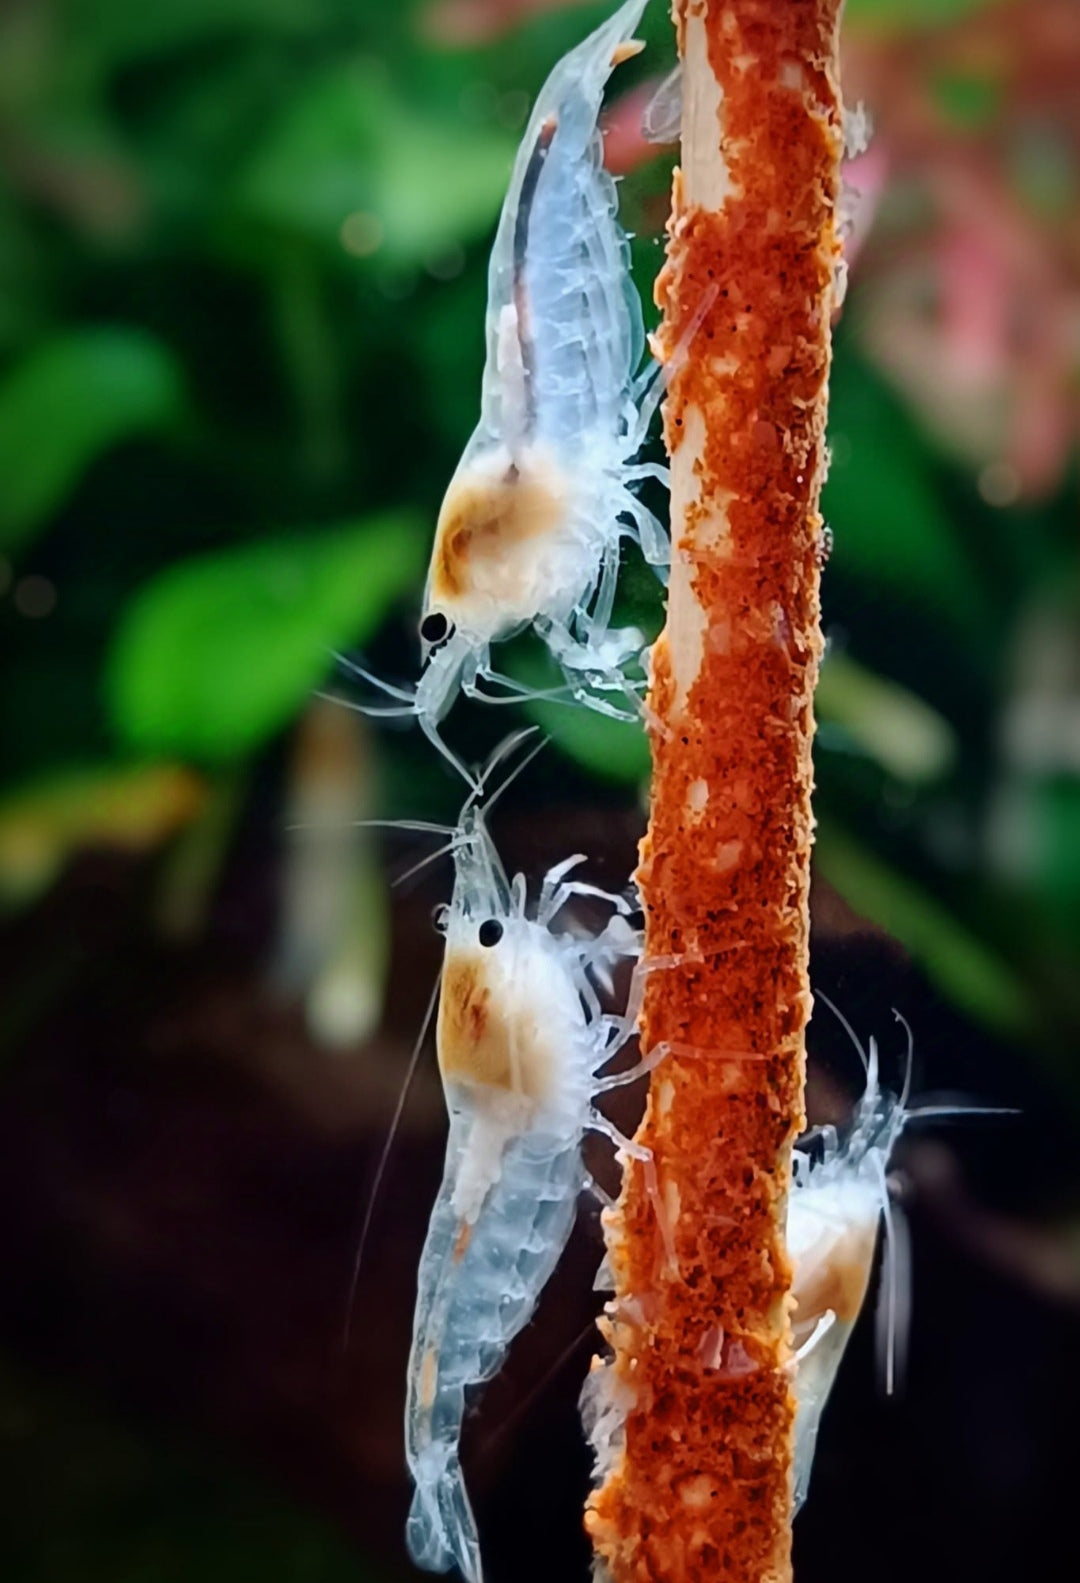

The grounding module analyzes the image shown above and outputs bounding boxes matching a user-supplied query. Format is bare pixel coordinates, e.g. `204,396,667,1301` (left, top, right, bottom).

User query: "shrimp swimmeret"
405,803,654,1583
355,0,676,777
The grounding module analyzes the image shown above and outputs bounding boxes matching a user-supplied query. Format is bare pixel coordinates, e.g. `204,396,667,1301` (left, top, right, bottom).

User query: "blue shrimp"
405,804,654,1583
355,0,677,780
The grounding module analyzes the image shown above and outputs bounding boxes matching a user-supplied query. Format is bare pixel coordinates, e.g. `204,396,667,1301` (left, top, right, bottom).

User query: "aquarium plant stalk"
585,2,844,1579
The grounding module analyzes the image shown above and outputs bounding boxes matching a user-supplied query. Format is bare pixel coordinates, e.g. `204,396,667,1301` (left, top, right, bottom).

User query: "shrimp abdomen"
480,0,649,452
405,1121,586,1580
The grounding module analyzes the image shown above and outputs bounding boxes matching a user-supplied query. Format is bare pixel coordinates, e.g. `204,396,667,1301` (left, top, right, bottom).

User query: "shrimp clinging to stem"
788,999,1015,1509
403,741,660,1583
354,0,683,780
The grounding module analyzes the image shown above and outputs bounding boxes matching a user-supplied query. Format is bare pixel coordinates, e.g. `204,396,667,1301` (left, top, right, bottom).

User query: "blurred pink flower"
844,0,1080,498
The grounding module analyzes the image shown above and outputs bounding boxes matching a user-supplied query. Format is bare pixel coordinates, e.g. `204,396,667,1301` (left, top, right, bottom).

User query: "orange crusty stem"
585,3,844,1581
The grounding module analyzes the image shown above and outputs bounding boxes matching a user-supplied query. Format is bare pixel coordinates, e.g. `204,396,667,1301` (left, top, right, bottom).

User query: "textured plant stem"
586,3,844,1580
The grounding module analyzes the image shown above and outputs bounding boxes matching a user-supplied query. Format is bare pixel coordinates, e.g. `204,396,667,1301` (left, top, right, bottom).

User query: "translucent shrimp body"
787,1035,908,1511
405,811,641,1583
403,0,667,760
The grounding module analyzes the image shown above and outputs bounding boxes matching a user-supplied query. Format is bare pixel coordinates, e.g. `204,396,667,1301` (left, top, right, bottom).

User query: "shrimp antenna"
285,817,456,837
343,970,442,1351
466,726,541,807
479,728,548,819
813,988,870,1073
333,652,417,704
390,836,464,890
316,687,414,720
477,1315,597,1467
873,1156,911,1396
892,1007,915,1113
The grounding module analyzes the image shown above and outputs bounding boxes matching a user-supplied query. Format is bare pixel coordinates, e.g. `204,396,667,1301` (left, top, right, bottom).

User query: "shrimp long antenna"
478,1316,597,1467
391,836,462,889
286,818,456,836
318,688,415,719
874,1154,911,1397
480,730,548,818
343,972,442,1350
473,725,541,798
813,988,870,1072
893,1007,915,1112
333,652,418,704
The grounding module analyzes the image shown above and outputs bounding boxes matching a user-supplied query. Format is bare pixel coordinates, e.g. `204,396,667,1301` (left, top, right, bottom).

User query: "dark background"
0,1,1077,1579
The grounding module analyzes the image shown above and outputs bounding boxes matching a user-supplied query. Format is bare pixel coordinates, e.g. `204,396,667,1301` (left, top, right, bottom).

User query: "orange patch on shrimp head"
437,948,554,1102
430,453,566,609
792,1213,879,1329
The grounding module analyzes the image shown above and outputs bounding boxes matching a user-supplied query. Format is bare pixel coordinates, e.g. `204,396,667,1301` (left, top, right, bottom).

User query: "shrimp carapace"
437,934,582,1105
428,444,569,628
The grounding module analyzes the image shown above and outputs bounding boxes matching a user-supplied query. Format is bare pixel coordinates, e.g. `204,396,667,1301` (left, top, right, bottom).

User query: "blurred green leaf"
824,352,985,637
0,328,184,553
815,817,1036,1037
236,61,515,264
0,763,206,911
107,515,425,760
932,68,1004,131
818,650,957,784
846,0,994,28
67,0,318,67
527,694,649,785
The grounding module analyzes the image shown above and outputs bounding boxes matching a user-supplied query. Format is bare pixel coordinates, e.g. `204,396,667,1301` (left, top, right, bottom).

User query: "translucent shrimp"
405,799,651,1583
355,0,677,778
787,1017,910,1512
788,1001,1013,1510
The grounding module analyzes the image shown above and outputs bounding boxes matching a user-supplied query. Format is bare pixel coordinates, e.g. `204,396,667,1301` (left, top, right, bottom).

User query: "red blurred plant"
843,0,1080,500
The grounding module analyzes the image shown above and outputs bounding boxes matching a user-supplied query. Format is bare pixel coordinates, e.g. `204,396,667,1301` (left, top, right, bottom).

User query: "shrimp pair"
352,0,676,782
404,751,655,1583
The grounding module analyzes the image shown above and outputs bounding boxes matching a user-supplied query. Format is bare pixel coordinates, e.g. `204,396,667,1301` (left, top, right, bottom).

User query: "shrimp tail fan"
406,1449,482,1583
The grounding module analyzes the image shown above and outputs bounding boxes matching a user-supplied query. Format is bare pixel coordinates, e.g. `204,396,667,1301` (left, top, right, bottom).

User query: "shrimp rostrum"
359,0,671,772
405,805,649,1583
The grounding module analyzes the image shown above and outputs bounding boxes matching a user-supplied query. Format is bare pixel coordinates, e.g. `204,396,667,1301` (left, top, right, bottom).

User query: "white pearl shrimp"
352,0,677,783
403,754,657,1583
789,999,1012,1511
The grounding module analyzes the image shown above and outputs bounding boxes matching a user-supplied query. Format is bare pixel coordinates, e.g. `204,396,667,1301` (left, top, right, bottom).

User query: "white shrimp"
354,0,678,781
789,1000,1012,1511
787,1017,910,1512
405,791,654,1583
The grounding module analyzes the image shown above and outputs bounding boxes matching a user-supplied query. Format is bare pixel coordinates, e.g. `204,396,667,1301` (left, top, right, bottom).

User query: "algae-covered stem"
586,2,844,1579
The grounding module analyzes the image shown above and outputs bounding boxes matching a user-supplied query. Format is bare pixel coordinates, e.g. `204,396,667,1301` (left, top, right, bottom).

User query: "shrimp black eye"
431,904,449,935
420,611,453,647
478,918,504,948
626,909,646,931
